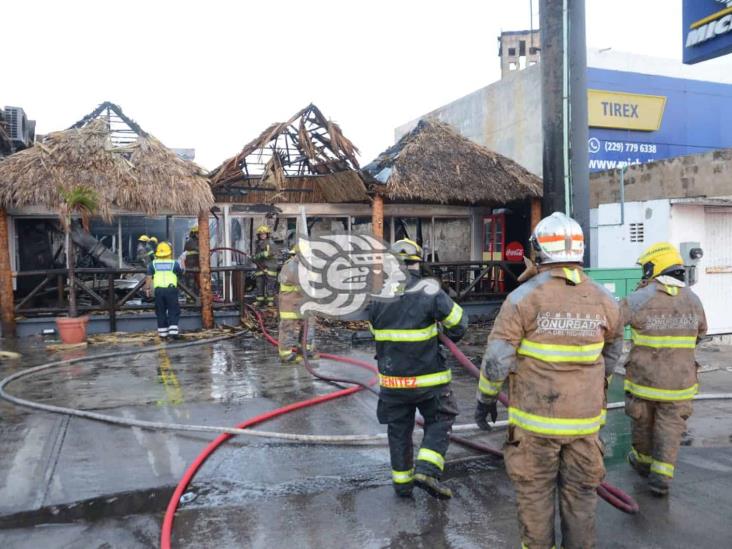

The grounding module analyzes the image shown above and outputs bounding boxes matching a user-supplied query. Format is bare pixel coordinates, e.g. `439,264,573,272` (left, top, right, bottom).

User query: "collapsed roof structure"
211,103,368,204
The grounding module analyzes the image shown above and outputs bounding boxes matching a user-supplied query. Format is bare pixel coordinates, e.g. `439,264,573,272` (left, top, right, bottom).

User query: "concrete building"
498,30,540,78
396,49,732,177
590,148,732,335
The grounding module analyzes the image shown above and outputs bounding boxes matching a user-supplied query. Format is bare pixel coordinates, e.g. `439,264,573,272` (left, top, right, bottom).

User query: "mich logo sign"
683,0,732,64
587,90,666,132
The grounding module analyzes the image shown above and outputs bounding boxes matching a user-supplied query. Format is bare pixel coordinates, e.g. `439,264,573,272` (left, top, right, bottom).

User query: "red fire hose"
162,309,638,547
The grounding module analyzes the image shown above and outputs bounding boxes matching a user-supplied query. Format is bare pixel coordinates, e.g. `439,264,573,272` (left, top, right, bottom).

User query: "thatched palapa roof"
210,104,368,204
364,119,542,205
0,102,214,219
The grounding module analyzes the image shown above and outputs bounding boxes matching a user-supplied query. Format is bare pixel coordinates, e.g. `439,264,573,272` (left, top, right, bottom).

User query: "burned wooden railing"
13,265,256,329
424,261,523,301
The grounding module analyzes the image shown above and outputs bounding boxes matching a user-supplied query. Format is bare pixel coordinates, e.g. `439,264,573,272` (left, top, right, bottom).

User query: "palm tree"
58,186,98,318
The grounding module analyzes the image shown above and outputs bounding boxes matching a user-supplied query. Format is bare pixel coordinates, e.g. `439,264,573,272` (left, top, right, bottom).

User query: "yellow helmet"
149,236,159,244
155,242,173,258
138,234,149,242
289,244,299,255
190,225,199,234
391,238,423,262
256,224,272,235
637,242,684,279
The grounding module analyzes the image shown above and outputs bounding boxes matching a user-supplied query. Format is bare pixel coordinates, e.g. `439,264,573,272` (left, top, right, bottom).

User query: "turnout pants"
504,428,605,549
255,273,277,305
154,287,180,337
625,394,692,480
278,317,316,359
377,386,458,487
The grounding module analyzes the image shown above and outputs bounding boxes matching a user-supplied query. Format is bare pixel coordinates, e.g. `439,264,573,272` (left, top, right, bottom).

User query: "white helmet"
530,212,584,264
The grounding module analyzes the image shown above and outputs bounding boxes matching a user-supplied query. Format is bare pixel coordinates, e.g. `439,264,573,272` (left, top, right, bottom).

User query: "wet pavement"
0,327,731,548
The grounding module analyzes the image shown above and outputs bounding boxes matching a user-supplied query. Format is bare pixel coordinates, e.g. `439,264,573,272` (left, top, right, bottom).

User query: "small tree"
58,186,99,318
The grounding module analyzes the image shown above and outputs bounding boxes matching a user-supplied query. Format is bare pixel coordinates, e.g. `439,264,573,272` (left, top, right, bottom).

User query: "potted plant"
55,186,99,344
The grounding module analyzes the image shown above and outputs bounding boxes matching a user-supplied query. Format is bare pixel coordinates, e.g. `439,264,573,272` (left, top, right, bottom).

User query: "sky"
5,0,732,170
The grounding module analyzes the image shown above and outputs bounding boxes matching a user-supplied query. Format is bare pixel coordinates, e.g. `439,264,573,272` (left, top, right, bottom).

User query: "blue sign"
587,67,732,172
683,0,732,64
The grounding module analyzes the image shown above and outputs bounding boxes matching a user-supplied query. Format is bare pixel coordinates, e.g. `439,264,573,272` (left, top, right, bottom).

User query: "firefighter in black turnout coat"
369,239,468,499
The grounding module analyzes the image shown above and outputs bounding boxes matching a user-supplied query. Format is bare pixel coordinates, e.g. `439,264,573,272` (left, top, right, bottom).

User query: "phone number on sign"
603,141,657,154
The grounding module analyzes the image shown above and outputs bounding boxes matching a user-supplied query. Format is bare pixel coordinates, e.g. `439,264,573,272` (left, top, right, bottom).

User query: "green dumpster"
585,267,643,340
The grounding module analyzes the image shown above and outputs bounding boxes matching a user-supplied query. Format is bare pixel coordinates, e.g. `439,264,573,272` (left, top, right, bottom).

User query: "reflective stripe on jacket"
368,271,468,390
152,260,178,288
478,265,623,438
621,279,707,401
278,256,303,319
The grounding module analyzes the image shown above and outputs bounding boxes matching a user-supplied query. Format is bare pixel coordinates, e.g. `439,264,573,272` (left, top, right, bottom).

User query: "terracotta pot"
55,316,89,344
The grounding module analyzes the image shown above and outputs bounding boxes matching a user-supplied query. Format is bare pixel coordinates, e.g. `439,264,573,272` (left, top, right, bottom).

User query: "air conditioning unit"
4,106,34,150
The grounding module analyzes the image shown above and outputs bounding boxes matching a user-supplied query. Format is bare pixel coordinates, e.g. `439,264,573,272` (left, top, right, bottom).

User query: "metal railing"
13,265,255,329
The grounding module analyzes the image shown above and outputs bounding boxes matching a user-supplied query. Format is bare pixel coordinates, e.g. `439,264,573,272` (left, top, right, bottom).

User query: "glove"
475,401,498,431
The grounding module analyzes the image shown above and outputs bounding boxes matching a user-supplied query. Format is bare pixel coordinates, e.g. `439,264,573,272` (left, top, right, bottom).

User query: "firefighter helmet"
155,242,173,258
530,212,584,264
190,225,199,234
391,238,423,262
138,234,149,242
289,244,299,255
148,236,159,244
637,242,684,280
256,224,272,235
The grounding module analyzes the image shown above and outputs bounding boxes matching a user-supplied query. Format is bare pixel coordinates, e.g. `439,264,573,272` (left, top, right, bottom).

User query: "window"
630,223,644,243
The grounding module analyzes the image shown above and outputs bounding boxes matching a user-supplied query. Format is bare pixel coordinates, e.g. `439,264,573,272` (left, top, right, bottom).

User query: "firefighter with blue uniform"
146,241,184,339
369,238,468,499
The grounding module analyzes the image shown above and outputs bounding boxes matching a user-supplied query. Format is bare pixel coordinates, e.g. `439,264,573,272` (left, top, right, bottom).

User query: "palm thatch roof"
0,102,214,219
210,104,368,203
364,119,543,205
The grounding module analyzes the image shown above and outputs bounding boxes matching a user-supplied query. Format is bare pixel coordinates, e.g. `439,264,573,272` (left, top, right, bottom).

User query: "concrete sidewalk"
1,332,731,548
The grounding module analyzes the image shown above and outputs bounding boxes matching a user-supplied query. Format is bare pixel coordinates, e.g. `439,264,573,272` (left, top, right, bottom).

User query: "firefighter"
277,245,316,363
369,238,468,499
184,225,200,290
475,212,623,549
146,236,159,264
622,242,707,496
136,235,151,266
253,224,278,307
146,241,184,339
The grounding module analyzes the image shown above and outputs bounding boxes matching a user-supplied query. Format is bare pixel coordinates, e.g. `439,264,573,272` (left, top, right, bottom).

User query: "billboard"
587,67,732,172
683,0,732,64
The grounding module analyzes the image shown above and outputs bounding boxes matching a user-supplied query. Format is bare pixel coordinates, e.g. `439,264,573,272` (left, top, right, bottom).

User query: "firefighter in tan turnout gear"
369,239,468,499
277,245,316,363
475,212,623,549
253,224,278,307
622,242,707,496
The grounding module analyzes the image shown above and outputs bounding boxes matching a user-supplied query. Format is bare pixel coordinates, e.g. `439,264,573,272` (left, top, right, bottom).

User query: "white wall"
593,200,732,334
593,199,671,268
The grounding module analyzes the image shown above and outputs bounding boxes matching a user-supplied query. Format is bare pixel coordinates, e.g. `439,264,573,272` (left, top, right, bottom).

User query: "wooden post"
371,193,385,292
0,208,16,336
372,193,384,240
198,210,214,329
530,197,542,231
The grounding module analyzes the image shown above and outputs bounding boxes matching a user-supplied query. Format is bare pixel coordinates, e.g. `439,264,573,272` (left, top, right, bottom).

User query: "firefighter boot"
280,351,302,364
627,451,650,477
393,482,414,498
648,472,670,496
413,473,452,499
